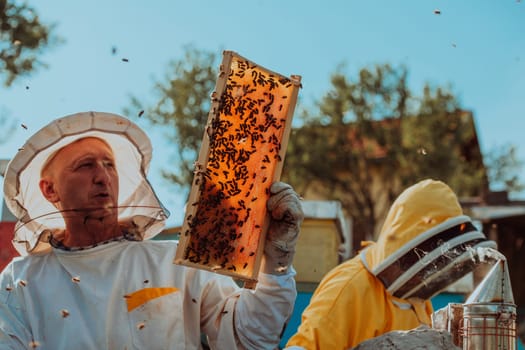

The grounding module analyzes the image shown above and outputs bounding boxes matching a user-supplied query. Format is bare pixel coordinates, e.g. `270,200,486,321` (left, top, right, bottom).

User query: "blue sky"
1,0,524,227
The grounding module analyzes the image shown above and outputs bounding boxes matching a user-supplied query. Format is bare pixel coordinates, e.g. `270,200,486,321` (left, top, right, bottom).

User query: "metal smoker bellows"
462,258,517,350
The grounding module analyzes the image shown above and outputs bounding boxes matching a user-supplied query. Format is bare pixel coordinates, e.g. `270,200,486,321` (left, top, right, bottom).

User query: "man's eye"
78,162,92,169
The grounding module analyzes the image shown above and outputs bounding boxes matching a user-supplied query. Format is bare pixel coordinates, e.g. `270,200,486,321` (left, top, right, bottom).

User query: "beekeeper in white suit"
0,111,303,350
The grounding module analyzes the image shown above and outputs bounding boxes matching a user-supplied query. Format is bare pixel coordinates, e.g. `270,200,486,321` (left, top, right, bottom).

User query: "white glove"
262,182,304,275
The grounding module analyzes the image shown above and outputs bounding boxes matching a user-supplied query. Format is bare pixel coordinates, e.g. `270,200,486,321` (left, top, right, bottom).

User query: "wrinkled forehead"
41,137,115,176
61,136,114,155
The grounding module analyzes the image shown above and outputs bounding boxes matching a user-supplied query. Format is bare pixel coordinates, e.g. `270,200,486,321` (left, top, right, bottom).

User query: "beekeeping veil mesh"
3,111,170,255
361,179,497,300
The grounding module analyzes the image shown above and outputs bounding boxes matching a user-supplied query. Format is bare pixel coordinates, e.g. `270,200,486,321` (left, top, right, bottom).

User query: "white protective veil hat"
3,111,170,255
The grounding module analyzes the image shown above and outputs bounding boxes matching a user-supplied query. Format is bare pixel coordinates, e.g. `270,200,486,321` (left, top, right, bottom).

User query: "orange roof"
320,111,479,161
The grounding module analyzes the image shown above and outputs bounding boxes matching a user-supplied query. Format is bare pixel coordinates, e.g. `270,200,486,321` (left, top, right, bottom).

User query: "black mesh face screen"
375,221,485,299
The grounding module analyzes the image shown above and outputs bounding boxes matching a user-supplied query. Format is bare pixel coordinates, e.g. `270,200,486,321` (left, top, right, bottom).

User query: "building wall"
1,159,20,270
0,222,18,271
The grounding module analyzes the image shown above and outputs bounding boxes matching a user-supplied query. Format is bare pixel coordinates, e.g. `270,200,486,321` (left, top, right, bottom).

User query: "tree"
126,46,219,192
282,64,490,249
0,0,60,86
484,143,525,194
398,86,488,196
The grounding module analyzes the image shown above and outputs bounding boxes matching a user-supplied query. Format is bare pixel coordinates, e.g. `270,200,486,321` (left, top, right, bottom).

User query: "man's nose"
93,163,111,184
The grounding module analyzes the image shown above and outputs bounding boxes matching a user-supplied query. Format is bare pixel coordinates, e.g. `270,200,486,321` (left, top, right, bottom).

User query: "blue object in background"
280,291,524,349
280,291,313,348
430,292,465,310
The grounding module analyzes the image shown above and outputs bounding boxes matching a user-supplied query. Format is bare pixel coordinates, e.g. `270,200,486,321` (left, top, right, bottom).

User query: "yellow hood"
360,179,496,300
365,179,463,269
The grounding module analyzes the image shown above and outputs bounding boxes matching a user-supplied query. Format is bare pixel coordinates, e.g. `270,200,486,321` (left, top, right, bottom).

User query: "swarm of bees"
176,52,301,286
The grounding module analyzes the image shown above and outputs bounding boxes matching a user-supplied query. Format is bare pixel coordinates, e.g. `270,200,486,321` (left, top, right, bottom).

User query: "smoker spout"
465,257,514,305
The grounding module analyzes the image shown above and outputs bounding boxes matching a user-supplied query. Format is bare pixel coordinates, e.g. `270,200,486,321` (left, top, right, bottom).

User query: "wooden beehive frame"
174,50,301,289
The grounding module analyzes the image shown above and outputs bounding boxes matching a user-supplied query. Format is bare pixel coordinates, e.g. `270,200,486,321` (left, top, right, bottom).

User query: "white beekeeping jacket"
0,240,296,349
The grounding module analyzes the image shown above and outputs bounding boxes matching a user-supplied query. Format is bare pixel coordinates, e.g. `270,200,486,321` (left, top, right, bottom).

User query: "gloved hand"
262,182,304,275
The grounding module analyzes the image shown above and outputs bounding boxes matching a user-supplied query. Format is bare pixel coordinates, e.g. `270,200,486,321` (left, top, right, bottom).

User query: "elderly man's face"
39,137,119,218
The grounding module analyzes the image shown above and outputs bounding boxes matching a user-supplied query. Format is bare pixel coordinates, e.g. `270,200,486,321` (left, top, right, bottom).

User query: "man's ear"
39,177,59,203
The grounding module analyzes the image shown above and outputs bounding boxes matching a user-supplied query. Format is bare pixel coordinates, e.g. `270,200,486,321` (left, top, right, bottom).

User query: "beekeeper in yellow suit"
286,179,496,350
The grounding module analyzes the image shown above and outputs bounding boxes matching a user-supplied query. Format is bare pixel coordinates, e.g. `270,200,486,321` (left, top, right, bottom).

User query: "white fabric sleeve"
235,267,297,349
0,265,32,350
198,267,296,350
197,270,244,350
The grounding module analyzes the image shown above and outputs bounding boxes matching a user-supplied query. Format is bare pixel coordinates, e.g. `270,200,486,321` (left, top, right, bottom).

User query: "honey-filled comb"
174,51,301,288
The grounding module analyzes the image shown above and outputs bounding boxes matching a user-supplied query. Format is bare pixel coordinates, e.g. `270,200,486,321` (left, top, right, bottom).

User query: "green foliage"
126,46,219,190
0,0,60,86
398,86,487,197
485,143,525,194
282,64,492,245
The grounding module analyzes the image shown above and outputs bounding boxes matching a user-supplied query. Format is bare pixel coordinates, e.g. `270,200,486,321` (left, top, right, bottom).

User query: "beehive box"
293,200,352,284
174,51,301,288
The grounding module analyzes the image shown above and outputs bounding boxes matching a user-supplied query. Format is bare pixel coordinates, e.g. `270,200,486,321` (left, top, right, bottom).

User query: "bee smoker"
462,258,517,350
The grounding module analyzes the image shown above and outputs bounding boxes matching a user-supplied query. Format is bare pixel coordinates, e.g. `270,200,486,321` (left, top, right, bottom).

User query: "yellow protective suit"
286,179,467,350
